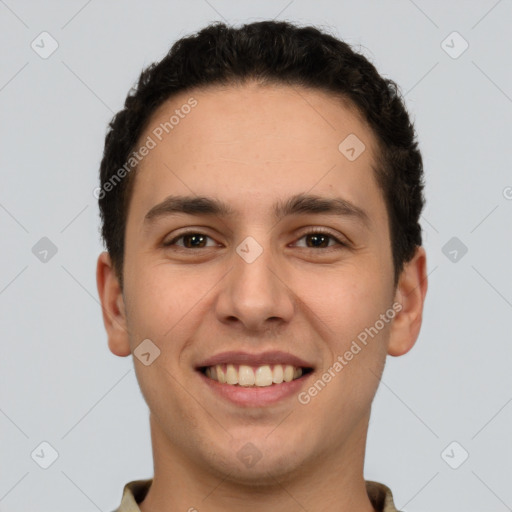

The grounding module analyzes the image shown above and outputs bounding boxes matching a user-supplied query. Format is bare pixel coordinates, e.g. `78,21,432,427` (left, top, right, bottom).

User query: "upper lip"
196,350,315,369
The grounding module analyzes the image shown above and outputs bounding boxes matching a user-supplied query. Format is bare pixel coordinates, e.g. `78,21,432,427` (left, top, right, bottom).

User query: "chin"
201,437,310,486
221,456,303,487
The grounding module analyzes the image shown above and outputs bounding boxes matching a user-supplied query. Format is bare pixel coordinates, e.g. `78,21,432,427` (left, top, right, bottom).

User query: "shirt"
112,478,403,512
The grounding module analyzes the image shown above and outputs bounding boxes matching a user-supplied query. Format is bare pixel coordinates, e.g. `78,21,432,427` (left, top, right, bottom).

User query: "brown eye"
304,233,331,248
164,232,216,249
295,230,347,249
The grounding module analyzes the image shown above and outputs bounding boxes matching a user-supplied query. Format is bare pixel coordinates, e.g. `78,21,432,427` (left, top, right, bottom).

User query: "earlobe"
387,246,428,357
96,251,131,357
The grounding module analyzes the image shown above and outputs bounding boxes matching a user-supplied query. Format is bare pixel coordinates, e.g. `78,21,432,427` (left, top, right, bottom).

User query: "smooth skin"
97,82,427,512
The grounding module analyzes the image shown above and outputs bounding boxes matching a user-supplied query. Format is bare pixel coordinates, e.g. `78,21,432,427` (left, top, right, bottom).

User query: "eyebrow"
143,193,371,228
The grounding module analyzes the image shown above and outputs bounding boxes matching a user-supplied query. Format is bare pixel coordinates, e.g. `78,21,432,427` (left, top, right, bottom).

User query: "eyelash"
163,229,348,251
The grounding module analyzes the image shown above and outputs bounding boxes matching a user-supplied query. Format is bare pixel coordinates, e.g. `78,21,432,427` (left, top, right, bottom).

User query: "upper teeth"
205,364,303,387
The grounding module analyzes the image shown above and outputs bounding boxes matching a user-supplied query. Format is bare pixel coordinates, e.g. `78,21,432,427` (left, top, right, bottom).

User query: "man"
96,20,428,512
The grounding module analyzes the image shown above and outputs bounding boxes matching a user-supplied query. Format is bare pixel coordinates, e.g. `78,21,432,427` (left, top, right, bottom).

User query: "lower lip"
198,370,313,407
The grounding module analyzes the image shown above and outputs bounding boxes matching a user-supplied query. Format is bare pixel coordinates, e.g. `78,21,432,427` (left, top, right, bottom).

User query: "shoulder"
365,480,403,512
111,478,153,512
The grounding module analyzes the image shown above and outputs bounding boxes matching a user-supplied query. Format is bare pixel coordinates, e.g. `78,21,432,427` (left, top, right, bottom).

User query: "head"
98,20,424,290
97,20,427,488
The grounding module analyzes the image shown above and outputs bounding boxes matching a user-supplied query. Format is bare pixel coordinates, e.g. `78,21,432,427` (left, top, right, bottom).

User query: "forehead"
147,82,375,156
129,82,384,223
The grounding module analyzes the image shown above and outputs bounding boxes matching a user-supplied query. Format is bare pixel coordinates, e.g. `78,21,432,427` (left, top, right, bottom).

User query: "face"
98,82,427,485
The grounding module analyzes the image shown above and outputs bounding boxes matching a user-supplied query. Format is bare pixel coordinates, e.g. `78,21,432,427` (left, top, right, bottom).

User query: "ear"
387,246,428,357
96,251,131,357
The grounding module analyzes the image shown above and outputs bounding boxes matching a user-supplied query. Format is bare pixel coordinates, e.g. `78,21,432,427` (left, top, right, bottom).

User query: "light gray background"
1,1,511,511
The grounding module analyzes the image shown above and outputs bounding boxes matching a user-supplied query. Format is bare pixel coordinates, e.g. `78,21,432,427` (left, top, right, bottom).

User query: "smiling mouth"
199,363,313,387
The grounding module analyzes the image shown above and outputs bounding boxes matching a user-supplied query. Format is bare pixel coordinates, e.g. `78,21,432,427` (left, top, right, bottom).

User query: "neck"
139,412,376,512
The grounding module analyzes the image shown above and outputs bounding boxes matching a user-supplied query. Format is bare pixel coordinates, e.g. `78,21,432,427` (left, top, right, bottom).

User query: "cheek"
123,261,218,357
123,263,184,344
295,264,390,338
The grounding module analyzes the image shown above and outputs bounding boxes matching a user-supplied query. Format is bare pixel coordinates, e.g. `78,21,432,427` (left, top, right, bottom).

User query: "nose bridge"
216,231,294,330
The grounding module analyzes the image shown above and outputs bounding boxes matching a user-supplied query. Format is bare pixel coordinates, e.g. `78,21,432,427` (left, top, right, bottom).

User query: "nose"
214,235,295,334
